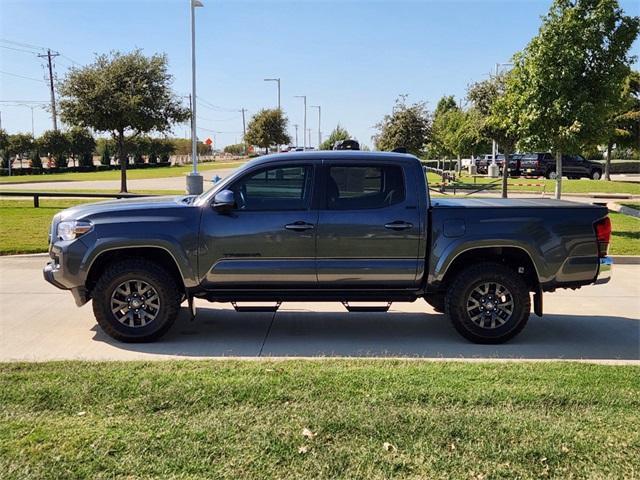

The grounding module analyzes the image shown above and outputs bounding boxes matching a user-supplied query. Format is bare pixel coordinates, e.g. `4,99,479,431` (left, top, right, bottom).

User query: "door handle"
384,221,413,231
285,221,315,231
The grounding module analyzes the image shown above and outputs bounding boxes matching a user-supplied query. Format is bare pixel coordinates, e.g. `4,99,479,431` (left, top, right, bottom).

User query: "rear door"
316,161,422,287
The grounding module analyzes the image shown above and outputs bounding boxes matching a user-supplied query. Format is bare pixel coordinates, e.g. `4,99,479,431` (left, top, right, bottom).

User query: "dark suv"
516,153,603,180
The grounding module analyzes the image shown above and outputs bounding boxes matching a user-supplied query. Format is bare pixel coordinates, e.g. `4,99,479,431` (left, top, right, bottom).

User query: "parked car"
516,153,603,179
44,151,612,344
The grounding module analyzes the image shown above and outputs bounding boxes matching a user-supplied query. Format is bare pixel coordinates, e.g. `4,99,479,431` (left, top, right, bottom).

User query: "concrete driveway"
0,256,638,363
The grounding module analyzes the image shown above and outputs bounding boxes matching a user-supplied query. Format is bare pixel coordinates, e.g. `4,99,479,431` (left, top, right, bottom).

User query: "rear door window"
326,165,405,210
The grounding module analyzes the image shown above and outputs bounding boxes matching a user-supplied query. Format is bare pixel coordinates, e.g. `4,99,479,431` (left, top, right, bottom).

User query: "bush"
79,153,94,168
134,153,145,165
148,153,158,164
594,160,640,174
159,153,170,164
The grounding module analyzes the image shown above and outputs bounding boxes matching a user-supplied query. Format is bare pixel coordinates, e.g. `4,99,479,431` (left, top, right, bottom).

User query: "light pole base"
488,163,500,178
186,173,203,195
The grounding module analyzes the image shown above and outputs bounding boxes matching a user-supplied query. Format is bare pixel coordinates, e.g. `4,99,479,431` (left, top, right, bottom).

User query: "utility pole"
241,108,247,155
311,105,321,148
293,124,299,147
38,49,60,131
294,95,307,150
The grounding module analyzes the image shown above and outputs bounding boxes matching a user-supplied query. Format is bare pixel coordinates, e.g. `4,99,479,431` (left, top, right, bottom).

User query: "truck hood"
57,195,197,221
431,198,601,209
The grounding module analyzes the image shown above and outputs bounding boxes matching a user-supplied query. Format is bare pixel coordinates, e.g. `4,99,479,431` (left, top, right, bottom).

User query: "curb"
1,252,49,258
612,256,640,265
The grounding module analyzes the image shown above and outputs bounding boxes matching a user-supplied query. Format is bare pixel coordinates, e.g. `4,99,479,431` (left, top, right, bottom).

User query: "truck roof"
245,150,419,168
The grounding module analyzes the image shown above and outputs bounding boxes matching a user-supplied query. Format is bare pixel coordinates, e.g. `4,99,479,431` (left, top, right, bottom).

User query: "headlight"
57,220,93,241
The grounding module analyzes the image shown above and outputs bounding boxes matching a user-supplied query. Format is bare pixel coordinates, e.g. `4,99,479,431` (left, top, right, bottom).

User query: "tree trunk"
501,149,510,198
554,149,562,200
604,141,612,181
118,130,128,193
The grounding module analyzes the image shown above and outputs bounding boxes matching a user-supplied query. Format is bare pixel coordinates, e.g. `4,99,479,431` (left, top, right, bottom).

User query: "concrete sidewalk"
0,256,638,363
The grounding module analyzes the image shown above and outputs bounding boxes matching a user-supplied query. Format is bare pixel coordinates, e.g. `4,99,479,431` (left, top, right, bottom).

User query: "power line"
0,39,47,51
0,45,39,55
0,70,45,82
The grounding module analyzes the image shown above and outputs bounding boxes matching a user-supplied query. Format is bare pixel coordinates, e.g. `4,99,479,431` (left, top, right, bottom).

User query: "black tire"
424,293,445,313
545,169,556,179
445,262,531,344
92,258,181,342
591,169,602,180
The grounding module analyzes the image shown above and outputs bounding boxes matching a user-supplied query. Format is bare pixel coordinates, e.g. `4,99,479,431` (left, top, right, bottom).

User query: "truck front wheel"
92,259,181,342
445,262,530,344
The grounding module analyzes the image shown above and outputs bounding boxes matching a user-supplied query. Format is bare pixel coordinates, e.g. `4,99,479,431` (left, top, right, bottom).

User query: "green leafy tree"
8,133,36,169
244,109,291,153
508,0,640,198
38,130,69,168
430,96,460,158
319,124,351,150
100,146,111,166
30,149,42,169
467,74,507,117
374,95,430,155
59,50,190,192
604,70,640,179
0,129,8,169
66,127,96,168
223,143,245,155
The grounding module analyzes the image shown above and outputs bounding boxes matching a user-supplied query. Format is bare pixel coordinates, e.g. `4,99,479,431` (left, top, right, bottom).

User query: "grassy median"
0,361,638,479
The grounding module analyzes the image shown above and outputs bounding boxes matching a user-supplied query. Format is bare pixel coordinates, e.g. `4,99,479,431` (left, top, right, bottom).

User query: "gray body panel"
43,151,608,305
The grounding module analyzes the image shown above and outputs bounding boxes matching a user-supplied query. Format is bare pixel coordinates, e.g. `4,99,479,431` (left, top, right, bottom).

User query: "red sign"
205,138,213,146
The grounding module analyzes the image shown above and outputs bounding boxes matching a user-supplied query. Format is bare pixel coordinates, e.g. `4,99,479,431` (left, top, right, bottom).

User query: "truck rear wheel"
92,259,181,342
445,262,530,344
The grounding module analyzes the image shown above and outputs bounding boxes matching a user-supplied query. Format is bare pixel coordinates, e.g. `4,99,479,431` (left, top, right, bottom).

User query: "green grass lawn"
0,361,638,480
1,198,638,255
427,172,640,195
0,161,245,184
610,211,640,255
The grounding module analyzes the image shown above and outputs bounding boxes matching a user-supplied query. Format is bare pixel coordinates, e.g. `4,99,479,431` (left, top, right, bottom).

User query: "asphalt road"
0,256,638,363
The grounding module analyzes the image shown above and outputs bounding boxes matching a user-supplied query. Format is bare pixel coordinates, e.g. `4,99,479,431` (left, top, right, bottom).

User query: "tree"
38,130,68,168
66,127,96,168
223,143,245,155
430,96,460,158
374,95,430,155
319,124,351,150
30,149,42,169
8,133,35,169
508,0,639,198
467,74,507,117
604,70,640,179
244,109,291,153
59,50,190,192
0,129,8,169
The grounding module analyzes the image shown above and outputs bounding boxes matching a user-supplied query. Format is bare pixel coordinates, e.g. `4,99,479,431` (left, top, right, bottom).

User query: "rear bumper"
595,256,613,285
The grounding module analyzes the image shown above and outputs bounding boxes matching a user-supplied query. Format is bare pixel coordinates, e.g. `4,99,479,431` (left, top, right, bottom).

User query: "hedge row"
0,161,171,177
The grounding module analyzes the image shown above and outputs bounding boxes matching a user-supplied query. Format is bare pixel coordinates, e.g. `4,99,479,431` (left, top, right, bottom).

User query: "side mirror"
213,190,235,213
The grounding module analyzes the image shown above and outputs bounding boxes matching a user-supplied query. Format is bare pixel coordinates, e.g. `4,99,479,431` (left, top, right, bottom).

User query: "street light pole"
264,78,281,110
311,105,321,148
187,0,204,195
294,95,307,150
293,124,299,147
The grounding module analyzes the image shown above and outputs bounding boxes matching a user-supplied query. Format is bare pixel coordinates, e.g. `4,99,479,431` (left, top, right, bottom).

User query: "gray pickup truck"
44,151,612,344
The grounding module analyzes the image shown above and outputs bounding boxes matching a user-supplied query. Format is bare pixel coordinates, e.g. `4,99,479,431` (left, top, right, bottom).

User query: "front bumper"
594,256,613,285
43,254,91,307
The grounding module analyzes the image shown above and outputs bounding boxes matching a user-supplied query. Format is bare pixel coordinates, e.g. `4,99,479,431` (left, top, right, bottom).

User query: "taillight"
594,216,611,258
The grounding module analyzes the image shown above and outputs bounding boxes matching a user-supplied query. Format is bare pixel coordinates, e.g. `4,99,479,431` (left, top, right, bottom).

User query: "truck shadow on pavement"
91,306,640,360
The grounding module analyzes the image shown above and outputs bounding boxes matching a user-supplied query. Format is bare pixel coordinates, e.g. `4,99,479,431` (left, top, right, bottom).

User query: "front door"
316,162,422,287
199,163,317,288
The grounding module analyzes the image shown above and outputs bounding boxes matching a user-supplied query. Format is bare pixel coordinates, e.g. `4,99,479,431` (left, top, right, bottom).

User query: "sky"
1,0,639,149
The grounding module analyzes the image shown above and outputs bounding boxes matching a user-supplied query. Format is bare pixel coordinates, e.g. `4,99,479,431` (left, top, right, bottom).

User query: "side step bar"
341,301,392,313
231,301,281,313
